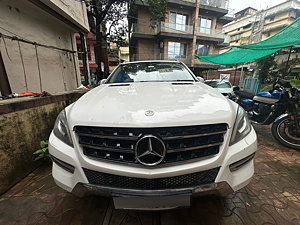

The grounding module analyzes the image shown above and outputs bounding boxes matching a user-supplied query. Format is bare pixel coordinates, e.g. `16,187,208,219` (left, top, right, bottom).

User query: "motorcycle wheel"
271,115,300,150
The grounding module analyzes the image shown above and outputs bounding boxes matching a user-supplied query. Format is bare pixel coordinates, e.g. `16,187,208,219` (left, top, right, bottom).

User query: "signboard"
220,74,230,81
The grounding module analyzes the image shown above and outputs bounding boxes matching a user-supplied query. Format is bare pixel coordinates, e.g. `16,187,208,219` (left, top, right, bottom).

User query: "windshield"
106,62,196,83
205,80,232,88
216,82,232,88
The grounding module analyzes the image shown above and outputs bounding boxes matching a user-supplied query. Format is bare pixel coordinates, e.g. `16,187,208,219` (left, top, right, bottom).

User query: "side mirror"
100,79,107,85
197,76,204,83
233,86,240,91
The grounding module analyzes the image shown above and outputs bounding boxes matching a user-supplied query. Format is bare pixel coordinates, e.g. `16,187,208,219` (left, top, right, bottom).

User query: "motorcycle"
230,78,300,150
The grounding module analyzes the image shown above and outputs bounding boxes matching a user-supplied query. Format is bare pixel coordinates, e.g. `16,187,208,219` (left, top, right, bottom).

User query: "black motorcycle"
231,78,300,150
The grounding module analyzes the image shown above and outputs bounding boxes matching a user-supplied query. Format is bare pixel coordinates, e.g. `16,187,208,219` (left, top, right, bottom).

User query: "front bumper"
71,180,234,198
49,126,257,208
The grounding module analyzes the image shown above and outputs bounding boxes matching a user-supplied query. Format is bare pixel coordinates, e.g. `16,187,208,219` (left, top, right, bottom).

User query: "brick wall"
206,70,242,86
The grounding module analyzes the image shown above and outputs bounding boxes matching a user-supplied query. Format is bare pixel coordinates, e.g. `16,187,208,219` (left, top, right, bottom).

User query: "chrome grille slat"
162,131,226,140
76,133,139,141
74,124,227,165
81,144,133,154
166,142,223,153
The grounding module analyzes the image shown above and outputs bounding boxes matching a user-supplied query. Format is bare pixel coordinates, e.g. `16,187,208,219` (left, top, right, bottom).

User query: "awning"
197,17,300,66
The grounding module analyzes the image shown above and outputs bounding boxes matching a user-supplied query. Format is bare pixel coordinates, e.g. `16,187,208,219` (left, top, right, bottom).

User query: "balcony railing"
197,28,228,39
130,54,215,65
130,54,190,61
131,54,189,62
182,0,196,2
159,22,193,34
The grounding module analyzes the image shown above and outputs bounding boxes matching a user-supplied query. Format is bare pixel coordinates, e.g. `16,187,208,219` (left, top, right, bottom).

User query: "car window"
204,81,218,87
106,62,195,83
216,82,232,88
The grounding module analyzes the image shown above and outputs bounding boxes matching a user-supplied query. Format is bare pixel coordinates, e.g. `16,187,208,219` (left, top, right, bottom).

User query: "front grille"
83,167,220,190
74,124,227,165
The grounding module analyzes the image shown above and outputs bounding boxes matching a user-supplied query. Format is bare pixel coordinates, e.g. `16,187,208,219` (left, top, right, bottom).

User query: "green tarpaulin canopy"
197,17,300,66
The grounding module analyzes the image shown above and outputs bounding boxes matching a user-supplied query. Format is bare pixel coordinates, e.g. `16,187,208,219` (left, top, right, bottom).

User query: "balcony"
159,22,194,35
197,28,228,40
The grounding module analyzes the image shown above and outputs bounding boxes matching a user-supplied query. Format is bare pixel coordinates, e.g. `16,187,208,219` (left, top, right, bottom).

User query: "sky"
228,0,289,14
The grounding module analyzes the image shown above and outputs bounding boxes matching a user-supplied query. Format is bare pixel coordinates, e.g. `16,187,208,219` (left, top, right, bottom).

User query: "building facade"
129,0,233,75
223,0,300,47
0,0,89,95
76,32,98,83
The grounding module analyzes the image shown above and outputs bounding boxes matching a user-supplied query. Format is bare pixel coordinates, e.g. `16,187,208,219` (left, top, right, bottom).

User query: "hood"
67,82,237,128
215,87,233,94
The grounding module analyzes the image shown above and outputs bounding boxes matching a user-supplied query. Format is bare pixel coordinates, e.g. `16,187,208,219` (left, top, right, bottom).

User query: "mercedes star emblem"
145,110,154,116
135,135,166,166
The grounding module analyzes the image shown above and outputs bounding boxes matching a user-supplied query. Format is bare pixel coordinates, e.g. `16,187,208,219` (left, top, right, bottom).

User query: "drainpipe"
0,49,12,96
79,33,89,86
191,0,200,67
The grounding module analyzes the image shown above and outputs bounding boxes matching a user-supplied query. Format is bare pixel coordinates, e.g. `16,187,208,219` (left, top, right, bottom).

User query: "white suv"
49,61,257,210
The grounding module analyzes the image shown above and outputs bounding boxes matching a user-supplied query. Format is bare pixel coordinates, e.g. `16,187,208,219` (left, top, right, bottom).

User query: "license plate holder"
113,194,190,210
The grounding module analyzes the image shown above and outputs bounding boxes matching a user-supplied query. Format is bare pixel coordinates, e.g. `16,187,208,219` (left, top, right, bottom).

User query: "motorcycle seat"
235,90,255,99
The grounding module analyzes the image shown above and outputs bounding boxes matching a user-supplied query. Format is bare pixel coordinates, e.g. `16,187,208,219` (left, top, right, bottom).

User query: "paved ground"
0,124,300,225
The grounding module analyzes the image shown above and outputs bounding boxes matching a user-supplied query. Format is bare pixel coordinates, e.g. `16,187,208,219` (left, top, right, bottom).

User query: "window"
170,12,188,31
76,44,91,61
195,44,209,55
77,44,83,60
168,42,187,59
243,24,251,30
269,16,275,21
198,17,212,34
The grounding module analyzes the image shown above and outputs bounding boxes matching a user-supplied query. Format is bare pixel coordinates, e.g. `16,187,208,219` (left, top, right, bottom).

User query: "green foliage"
261,84,273,92
92,0,167,47
276,57,300,78
147,0,168,25
291,79,300,88
33,141,50,161
256,55,277,83
260,79,300,92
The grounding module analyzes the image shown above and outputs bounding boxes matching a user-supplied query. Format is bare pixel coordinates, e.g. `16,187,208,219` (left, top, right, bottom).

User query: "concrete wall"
43,0,89,31
0,91,86,195
0,0,89,95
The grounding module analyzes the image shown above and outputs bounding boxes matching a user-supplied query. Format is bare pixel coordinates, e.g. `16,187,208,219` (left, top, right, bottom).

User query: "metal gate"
243,77,261,94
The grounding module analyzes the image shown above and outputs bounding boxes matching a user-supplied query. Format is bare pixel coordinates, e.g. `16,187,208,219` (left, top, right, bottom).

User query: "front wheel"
271,115,300,150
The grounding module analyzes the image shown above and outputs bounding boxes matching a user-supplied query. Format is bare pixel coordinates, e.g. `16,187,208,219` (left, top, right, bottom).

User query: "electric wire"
0,27,77,54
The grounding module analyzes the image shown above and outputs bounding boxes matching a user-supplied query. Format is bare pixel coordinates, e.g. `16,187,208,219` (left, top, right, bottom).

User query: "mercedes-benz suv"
49,61,257,210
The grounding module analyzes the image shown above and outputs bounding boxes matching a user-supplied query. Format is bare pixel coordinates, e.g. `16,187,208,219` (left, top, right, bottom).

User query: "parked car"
49,61,257,210
204,79,234,96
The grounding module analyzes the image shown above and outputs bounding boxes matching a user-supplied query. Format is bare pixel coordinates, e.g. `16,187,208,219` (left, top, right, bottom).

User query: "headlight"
53,109,74,147
230,106,251,145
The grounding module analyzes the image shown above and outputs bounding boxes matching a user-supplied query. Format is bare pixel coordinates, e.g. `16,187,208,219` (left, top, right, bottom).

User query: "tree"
87,0,167,81
256,55,277,83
